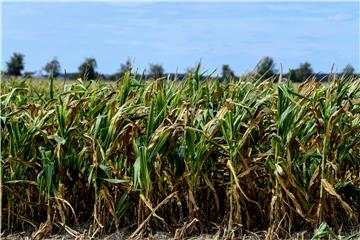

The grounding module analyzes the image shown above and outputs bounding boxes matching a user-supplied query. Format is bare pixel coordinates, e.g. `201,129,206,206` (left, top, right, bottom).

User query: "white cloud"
328,14,355,21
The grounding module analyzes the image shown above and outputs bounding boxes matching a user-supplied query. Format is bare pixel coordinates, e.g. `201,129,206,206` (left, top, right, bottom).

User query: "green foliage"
221,64,235,81
343,64,355,76
289,62,313,82
148,63,164,79
78,57,97,80
254,56,276,79
43,57,61,77
6,52,25,77
311,222,338,240
1,74,360,238
119,58,133,77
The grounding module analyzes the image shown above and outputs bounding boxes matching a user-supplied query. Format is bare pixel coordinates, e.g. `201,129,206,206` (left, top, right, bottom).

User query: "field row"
1,73,360,239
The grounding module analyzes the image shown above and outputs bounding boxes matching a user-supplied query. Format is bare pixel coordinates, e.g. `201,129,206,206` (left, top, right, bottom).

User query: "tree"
221,64,235,81
296,62,313,82
254,56,276,79
6,52,25,77
342,64,355,75
43,57,61,77
289,62,313,82
288,69,298,82
78,58,97,80
119,58,133,76
149,64,164,79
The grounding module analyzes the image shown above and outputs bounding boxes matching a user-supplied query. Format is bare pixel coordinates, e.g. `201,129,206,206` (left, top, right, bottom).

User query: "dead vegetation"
1,71,360,239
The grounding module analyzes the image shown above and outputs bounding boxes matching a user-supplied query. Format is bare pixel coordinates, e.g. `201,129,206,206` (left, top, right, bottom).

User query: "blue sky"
2,1,359,75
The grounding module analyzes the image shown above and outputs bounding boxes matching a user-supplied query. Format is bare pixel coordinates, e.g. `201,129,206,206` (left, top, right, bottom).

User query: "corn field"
1,70,360,239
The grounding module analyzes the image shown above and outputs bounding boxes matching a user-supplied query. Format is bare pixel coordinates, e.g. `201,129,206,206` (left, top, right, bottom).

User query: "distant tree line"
2,52,358,82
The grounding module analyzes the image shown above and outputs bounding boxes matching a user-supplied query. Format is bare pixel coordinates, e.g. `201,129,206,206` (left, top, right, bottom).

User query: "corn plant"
1,72,359,239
